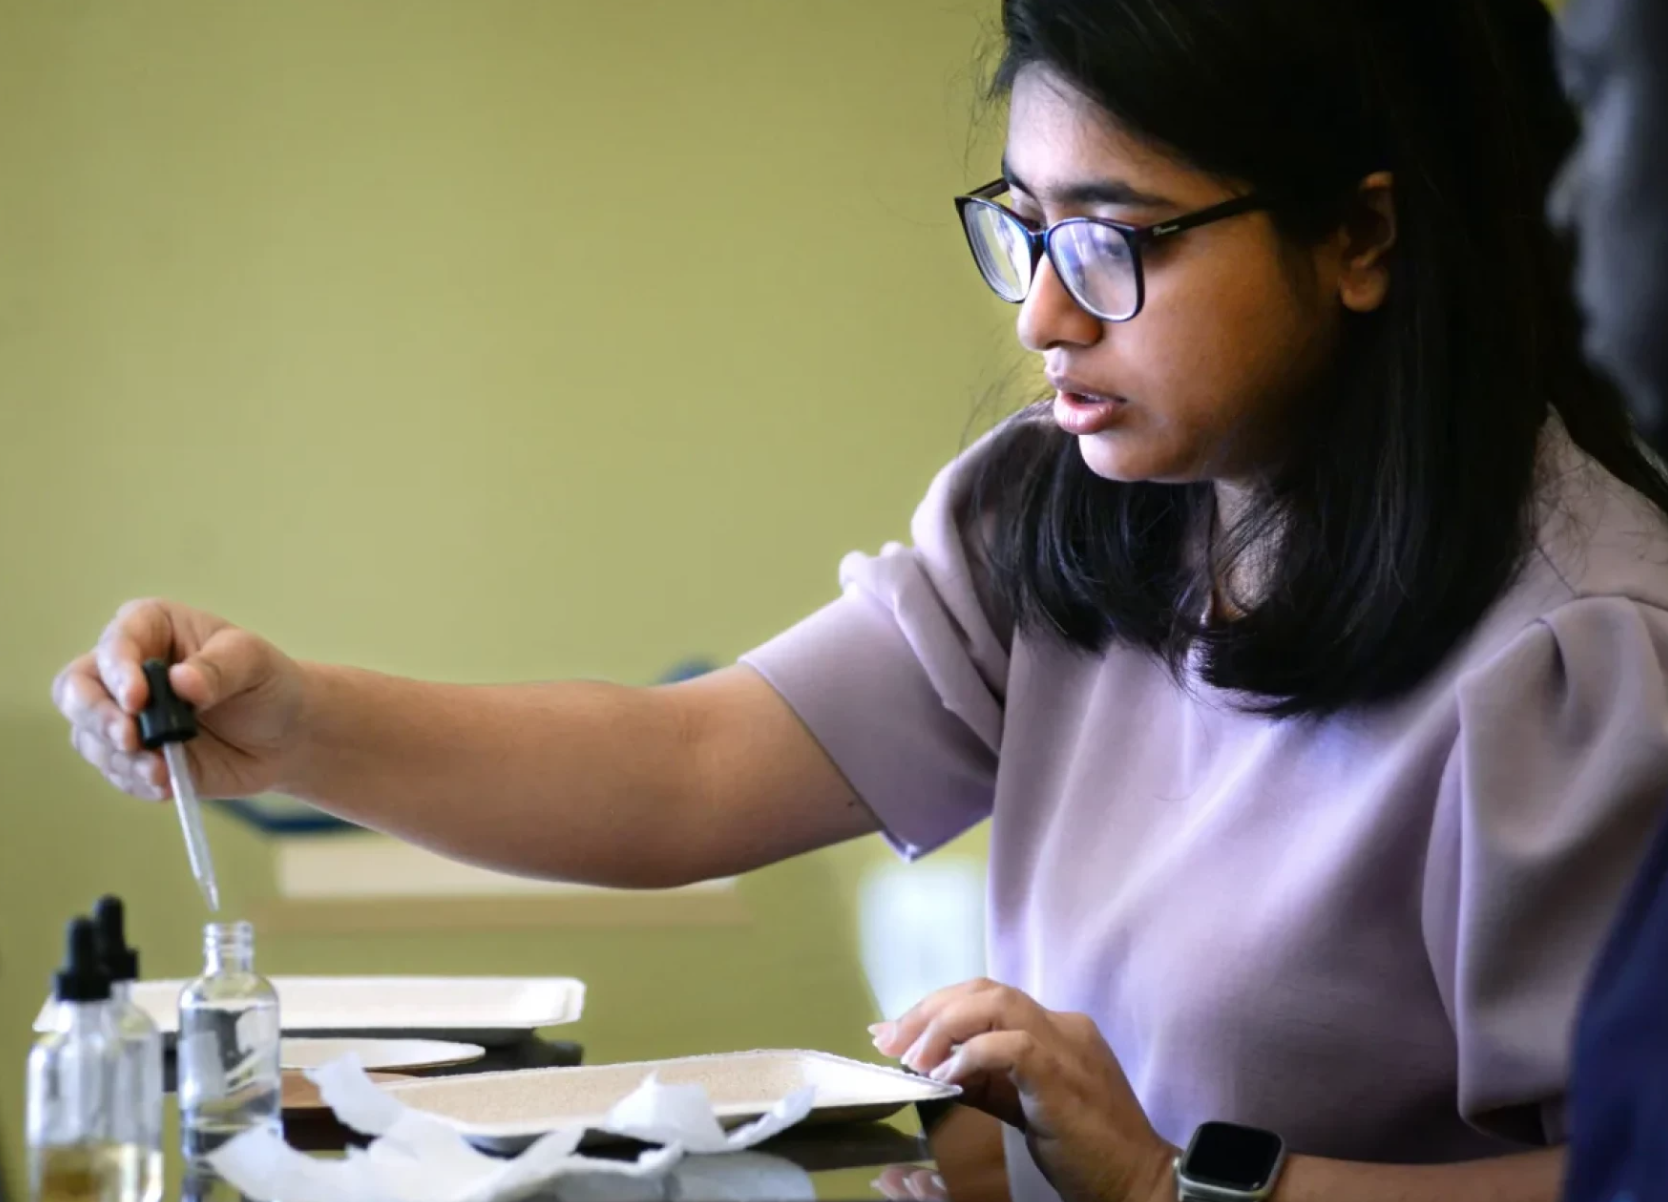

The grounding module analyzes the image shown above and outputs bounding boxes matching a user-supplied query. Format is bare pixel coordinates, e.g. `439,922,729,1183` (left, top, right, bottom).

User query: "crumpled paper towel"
206,1054,817,1202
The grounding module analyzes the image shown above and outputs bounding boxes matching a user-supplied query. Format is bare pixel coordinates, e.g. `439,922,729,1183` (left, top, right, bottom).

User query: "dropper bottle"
178,921,282,1167
26,916,132,1202
92,898,163,1202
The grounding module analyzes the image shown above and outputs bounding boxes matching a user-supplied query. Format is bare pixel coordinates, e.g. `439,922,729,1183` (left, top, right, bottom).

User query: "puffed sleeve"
739,440,1012,859
1422,596,1668,1144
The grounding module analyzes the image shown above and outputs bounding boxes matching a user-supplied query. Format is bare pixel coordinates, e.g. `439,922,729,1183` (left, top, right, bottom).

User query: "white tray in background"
34,975,585,1046
378,1049,959,1152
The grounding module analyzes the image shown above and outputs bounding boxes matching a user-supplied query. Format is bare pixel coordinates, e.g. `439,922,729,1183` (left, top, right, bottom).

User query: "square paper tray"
34,976,585,1047
378,1049,959,1153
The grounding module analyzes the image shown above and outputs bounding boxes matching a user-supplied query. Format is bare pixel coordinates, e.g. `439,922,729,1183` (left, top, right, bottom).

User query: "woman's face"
1003,70,1363,485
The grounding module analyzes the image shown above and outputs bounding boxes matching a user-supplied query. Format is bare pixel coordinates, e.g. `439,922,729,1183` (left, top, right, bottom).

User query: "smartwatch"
1173,1121,1287,1201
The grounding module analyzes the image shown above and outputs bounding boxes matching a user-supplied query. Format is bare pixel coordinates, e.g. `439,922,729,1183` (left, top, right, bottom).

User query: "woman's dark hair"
971,0,1668,717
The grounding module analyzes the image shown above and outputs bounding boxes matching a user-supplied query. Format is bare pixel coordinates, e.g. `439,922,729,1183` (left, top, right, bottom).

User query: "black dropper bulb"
55,916,112,1003
137,658,197,751
93,895,140,983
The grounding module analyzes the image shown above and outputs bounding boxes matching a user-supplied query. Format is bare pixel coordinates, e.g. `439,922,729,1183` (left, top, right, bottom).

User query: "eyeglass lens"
962,204,1140,321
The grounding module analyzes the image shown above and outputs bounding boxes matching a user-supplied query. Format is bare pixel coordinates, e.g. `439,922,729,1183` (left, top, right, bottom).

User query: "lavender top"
743,420,1668,1194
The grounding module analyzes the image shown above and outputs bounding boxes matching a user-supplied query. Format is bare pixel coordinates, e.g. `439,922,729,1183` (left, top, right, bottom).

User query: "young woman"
54,0,1668,1199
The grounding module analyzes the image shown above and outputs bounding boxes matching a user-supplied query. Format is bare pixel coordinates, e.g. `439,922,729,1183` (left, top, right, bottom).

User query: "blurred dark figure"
1553,0,1668,446
1554,0,1668,1197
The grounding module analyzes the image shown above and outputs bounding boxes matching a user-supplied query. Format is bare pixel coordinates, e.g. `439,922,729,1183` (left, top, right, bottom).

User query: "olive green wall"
0,1,1008,1191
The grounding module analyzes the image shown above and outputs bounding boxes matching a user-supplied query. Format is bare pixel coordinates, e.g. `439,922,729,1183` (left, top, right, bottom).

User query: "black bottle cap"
137,658,197,751
93,895,140,982
55,917,111,1003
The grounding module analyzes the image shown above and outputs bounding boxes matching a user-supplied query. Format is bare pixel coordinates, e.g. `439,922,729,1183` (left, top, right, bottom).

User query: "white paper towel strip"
206,1054,816,1202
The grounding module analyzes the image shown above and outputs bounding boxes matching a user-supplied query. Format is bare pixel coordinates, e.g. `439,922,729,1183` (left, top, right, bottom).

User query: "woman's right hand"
52,599,307,803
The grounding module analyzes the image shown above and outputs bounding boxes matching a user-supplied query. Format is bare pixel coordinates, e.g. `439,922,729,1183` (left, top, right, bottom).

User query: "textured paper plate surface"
35,976,584,1044
281,1037,486,1072
282,1069,411,1112
379,1049,957,1152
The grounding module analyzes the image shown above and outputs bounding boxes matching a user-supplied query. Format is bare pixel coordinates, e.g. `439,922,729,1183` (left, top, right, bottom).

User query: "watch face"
1185,1122,1284,1190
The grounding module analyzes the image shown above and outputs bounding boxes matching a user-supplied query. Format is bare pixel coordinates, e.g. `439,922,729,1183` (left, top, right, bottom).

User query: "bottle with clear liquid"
177,922,282,1166
28,916,138,1202
92,898,164,1202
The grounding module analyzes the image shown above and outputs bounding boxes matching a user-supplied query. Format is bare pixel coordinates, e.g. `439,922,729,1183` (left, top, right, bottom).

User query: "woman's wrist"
1138,1139,1180,1202
274,659,344,799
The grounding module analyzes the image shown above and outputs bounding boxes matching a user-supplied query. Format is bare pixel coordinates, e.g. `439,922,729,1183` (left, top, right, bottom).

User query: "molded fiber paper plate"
33,976,585,1045
377,1049,959,1153
280,1037,486,1072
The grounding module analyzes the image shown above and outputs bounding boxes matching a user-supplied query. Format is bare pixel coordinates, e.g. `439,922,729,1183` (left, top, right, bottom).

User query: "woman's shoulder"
1527,417,1668,612
1345,419,1668,720
1433,420,1668,700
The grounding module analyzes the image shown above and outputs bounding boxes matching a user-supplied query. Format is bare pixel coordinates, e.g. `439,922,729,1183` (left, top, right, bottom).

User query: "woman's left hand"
871,979,1176,1202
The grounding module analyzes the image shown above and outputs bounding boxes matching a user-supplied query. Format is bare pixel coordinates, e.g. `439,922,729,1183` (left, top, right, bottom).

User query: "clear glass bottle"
177,921,282,1167
92,898,163,1202
27,916,136,1202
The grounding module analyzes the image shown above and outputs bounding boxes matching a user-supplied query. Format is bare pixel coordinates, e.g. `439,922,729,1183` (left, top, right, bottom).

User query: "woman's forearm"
1261,1147,1564,1202
277,662,870,888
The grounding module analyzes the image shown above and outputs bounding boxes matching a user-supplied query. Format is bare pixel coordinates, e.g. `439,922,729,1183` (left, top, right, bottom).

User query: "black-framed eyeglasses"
953,179,1271,323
